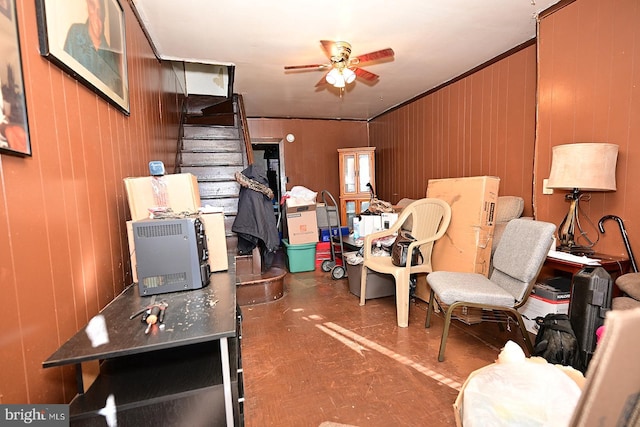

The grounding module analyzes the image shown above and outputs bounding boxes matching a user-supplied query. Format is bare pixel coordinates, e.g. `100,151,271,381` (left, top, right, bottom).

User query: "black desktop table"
43,270,241,426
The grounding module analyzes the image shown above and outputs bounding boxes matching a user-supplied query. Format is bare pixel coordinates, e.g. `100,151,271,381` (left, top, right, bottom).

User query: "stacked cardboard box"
427,176,499,276
415,176,499,303
284,199,319,245
124,173,200,220
124,173,228,283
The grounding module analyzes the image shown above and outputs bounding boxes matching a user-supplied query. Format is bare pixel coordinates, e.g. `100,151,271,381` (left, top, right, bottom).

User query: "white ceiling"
130,0,559,121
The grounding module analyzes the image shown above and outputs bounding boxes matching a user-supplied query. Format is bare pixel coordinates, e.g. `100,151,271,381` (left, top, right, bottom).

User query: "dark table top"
545,252,630,276
332,235,364,252
43,270,237,368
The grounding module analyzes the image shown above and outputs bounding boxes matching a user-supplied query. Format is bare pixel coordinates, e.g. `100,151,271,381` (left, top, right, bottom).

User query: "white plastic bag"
284,186,317,205
461,341,582,427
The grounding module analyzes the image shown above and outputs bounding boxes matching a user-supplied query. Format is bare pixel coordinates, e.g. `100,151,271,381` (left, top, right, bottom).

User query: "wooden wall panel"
247,118,369,201
0,1,183,403
535,0,640,257
369,45,537,216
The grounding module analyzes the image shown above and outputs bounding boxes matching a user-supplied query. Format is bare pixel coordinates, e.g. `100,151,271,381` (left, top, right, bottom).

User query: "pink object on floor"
596,325,605,344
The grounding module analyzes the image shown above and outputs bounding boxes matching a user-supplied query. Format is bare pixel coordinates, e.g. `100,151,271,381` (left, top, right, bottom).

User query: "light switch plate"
543,178,554,195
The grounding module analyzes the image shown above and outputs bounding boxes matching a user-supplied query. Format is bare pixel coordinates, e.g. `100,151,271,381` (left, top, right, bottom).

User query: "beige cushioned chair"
426,219,556,361
492,196,525,256
359,198,452,327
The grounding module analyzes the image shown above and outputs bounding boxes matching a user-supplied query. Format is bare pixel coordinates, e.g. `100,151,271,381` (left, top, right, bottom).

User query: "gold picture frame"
0,0,31,157
36,0,129,115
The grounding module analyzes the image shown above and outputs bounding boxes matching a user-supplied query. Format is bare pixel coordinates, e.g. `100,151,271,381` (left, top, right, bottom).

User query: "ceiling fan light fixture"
343,68,356,84
326,68,345,87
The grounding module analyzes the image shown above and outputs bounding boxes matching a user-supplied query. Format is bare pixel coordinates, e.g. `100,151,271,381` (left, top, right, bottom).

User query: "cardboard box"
124,173,201,221
414,274,431,302
285,201,319,245
200,212,229,272
427,176,500,276
518,294,570,334
569,308,640,426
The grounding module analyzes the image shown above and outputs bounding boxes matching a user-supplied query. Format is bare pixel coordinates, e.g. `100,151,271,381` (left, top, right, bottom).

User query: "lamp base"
556,244,595,256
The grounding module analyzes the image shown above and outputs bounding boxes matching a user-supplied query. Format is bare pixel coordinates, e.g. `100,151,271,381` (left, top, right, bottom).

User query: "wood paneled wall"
0,1,183,403
369,45,538,215
535,0,640,257
247,118,369,200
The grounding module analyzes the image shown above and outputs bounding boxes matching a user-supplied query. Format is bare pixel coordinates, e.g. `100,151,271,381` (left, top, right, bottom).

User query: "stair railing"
236,94,254,166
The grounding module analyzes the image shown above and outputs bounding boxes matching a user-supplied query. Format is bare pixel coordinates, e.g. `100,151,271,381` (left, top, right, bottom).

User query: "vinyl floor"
240,256,530,427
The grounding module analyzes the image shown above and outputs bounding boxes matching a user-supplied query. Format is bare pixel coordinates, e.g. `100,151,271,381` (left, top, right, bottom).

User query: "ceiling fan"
284,40,394,89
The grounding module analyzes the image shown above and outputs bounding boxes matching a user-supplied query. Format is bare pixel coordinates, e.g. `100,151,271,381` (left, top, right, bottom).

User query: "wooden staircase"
178,95,248,235
177,94,286,305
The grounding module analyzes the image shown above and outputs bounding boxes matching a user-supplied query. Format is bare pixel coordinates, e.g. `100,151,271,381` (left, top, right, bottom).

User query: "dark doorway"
251,139,287,230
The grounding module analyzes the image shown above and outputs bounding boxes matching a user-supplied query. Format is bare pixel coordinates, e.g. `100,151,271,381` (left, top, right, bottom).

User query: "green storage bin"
282,239,316,273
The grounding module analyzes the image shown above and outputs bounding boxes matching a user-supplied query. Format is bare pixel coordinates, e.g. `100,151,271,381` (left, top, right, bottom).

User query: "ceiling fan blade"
315,74,328,87
354,67,379,81
320,40,336,58
284,64,329,71
353,48,395,64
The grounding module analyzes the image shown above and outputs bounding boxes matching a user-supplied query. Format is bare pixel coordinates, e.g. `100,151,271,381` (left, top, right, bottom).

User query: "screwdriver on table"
144,303,167,334
144,305,161,334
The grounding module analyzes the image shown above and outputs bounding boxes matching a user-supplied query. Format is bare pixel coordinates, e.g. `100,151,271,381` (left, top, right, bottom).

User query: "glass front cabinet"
338,147,376,229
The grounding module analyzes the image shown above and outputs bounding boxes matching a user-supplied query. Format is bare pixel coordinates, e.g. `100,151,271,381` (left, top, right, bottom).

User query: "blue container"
318,226,350,242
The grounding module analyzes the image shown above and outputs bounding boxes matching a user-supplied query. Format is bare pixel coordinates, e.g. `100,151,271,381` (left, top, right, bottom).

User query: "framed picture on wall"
0,0,31,157
36,0,130,115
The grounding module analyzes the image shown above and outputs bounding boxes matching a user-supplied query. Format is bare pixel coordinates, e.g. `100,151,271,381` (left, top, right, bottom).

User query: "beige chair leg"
394,270,410,327
359,264,368,306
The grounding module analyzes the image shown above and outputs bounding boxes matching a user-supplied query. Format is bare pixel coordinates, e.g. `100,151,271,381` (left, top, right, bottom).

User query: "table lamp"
546,142,619,254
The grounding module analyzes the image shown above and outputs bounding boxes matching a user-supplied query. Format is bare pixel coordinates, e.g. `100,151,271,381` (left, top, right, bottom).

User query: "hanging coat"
232,164,280,256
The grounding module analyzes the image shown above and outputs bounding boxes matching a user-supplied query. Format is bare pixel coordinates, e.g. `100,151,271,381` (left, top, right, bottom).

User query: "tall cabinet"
338,147,376,229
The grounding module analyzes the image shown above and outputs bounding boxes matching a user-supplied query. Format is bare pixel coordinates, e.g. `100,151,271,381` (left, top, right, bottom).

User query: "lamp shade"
547,143,618,191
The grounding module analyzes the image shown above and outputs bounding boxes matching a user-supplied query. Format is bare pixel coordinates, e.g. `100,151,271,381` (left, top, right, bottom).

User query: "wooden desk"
543,252,629,277
541,252,630,295
43,270,242,427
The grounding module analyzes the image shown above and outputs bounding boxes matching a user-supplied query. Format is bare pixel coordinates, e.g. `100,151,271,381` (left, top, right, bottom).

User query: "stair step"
198,181,240,198
182,139,243,153
180,165,244,181
185,114,236,127
180,152,243,166
199,197,239,215
183,125,240,140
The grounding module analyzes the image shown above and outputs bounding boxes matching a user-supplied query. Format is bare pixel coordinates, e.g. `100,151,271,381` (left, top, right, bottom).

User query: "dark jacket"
232,165,280,254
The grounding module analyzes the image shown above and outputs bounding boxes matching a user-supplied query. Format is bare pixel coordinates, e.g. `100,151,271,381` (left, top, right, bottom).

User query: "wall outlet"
543,178,554,195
